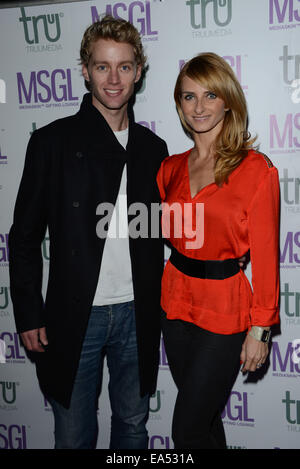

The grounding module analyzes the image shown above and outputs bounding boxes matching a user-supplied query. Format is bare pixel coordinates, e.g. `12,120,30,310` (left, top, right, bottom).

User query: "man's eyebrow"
92,60,135,65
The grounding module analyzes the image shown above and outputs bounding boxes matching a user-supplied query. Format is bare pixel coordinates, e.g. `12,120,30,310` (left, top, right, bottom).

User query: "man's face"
82,38,142,118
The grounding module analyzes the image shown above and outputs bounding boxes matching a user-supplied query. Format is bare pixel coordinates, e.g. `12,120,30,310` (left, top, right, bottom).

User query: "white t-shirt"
92,128,134,305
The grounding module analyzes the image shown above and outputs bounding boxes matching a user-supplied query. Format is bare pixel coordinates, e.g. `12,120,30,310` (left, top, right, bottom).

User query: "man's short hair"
80,15,147,69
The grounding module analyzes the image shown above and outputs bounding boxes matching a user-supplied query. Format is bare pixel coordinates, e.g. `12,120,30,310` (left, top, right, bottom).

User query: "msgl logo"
0,424,27,449
0,146,8,165
0,233,9,264
272,341,300,376
269,113,300,153
280,232,300,267
269,0,300,28
91,1,158,40
221,391,254,426
17,69,78,107
0,340,5,364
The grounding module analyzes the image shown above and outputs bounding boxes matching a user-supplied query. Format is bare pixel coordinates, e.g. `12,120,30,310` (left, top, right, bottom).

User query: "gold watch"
249,326,271,343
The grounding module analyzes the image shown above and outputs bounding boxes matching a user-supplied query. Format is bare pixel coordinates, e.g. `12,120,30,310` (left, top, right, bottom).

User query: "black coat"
9,93,168,408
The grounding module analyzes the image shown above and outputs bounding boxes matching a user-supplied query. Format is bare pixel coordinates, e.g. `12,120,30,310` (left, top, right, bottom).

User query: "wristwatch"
249,326,271,343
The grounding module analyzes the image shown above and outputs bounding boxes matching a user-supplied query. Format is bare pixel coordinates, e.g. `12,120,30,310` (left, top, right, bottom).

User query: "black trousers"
161,312,246,449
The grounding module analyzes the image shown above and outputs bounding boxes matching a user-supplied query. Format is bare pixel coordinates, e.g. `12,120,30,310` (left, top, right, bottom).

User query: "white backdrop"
0,0,300,450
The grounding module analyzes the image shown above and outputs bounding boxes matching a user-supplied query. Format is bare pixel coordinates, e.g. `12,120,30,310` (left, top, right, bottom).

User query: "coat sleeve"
247,166,280,327
8,130,48,333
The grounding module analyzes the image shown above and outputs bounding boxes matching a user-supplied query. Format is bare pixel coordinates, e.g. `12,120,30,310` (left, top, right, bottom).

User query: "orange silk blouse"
156,149,280,335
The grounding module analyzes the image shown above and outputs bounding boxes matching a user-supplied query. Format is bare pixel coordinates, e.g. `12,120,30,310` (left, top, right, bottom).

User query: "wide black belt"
169,247,240,280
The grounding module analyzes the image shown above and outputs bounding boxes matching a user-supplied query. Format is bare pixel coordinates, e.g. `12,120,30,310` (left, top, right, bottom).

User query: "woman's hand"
240,333,269,372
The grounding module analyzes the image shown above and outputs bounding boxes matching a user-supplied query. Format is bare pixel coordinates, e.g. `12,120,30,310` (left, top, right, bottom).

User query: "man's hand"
240,333,268,373
21,327,48,352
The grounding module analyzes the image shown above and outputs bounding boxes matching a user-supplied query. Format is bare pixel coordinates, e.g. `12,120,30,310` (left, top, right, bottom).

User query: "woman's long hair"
174,52,257,185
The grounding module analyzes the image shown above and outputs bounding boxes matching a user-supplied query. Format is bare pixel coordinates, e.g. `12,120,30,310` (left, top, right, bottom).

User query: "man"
9,16,168,449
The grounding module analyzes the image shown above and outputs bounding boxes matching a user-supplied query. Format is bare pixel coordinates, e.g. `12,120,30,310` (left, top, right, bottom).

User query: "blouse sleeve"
247,166,280,327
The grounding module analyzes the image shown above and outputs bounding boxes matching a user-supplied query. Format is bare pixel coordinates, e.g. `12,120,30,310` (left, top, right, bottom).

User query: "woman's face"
180,75,228,137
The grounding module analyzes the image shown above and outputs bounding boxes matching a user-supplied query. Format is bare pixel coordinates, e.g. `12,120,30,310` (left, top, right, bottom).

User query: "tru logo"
0,79,5,103
19,6,62,44
280,169,300,205
186,0,232,29
282,391,300,424
0,287,9,310
279,45,300,85
0,382,17,405
281,283,300,317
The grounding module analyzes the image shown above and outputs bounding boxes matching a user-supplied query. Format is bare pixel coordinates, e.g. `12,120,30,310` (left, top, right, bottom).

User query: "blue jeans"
49,301,149,449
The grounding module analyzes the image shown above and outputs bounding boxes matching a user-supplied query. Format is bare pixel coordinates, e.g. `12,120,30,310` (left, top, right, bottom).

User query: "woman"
156,53,280,449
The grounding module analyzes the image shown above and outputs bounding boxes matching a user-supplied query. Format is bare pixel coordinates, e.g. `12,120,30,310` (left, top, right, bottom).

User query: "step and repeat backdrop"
0,0,300,450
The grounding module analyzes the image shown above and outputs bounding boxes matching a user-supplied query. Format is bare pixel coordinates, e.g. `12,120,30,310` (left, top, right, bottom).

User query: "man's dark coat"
9,93,168,408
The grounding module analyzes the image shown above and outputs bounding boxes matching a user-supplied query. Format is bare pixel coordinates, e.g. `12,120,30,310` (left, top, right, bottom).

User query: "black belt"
169,247,240,280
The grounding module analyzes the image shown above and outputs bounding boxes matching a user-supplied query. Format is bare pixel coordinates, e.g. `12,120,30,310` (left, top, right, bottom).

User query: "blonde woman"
157,53,280,449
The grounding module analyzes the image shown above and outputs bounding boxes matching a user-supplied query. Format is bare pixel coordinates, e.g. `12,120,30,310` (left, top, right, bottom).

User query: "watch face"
261,330,270,342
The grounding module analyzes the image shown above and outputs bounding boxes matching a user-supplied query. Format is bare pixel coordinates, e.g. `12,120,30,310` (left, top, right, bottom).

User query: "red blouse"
156,149,280,335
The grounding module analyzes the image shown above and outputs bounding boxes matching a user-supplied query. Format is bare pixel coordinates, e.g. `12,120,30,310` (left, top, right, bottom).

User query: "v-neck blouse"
156,149,280,334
